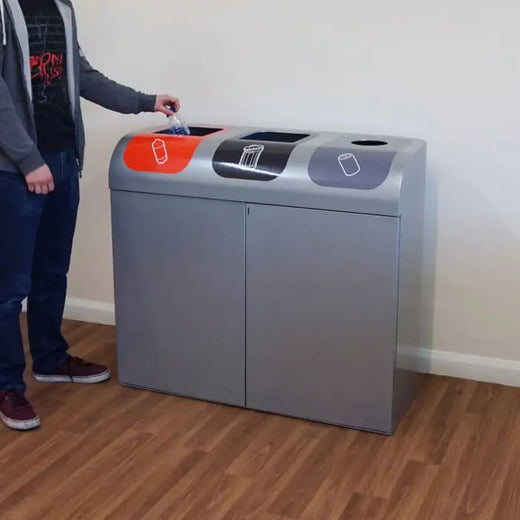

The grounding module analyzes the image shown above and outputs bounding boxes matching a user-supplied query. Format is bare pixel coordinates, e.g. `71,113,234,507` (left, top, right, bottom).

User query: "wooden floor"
1,320,519,520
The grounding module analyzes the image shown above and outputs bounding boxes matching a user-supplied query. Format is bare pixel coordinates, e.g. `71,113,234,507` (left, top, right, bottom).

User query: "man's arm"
79,48,177,114
0,74,54,193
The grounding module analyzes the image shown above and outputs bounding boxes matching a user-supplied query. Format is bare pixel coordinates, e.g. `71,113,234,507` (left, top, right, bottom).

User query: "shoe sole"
33,369,111,384
0,410,40,431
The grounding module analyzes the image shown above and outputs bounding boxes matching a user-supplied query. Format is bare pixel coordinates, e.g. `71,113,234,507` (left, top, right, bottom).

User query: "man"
0,0,180,431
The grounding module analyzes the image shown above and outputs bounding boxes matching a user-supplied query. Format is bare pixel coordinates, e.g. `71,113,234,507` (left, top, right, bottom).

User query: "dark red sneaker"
34,356,111,384
0,390,40,431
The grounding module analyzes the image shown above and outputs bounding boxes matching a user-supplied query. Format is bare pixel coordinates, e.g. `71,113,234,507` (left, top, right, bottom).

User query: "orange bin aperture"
123,130,226,174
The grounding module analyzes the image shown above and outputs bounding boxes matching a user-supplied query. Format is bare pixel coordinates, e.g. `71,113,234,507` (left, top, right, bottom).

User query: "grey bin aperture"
109,124,427,434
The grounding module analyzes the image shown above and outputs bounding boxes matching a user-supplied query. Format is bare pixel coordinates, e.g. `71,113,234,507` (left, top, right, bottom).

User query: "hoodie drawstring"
1,0,6,47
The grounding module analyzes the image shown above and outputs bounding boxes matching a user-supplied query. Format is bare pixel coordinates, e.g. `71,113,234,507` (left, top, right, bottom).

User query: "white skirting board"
398,346,520,389
23,298,520,389
63,298,115,326
22,297,115,326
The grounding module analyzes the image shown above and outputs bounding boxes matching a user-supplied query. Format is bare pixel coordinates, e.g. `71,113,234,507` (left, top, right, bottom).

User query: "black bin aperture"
156,126,223,136
351,139,388,146
240,131,310,143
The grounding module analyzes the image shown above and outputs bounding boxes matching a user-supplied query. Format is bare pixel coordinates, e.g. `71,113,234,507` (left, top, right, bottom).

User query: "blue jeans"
0,148,79,392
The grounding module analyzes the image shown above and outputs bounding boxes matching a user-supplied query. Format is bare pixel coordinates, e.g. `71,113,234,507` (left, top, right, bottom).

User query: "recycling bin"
109,123,427,434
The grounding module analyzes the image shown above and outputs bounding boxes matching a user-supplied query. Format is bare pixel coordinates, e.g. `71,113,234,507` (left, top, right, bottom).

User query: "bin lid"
110,125,426,217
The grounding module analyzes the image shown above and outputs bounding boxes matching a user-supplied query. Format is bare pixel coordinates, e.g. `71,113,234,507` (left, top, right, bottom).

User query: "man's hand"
154,95,181,116
25,164,55,195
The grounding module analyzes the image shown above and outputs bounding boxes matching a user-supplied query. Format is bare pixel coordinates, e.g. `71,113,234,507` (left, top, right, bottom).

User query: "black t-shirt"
19,0,75,152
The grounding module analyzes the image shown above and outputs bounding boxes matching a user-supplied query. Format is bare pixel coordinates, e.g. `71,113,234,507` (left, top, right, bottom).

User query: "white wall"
70,0,520,382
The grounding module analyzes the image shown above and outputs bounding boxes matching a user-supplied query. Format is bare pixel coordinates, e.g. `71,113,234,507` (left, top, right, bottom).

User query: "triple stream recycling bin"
109,123,426,434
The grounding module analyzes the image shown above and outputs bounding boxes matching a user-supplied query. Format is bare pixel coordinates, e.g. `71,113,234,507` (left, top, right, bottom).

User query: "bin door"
112,192,246,406
246,204,400,432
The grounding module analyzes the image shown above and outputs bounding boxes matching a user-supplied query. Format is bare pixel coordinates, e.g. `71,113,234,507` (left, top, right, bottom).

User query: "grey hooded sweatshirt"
0,0,156,175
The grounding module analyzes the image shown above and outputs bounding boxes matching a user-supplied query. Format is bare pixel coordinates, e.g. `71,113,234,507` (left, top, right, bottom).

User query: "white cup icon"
338,153,361,177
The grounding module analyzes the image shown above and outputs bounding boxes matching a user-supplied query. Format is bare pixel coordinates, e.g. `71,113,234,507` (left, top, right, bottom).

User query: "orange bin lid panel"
123,129,225,174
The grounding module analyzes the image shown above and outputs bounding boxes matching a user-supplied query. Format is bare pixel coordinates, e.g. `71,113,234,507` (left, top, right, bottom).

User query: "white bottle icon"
152,139,168,165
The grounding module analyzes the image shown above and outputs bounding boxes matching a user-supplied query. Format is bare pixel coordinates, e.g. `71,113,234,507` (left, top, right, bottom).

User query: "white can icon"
338,153,361,177
152,139,168,165
239,144,264,169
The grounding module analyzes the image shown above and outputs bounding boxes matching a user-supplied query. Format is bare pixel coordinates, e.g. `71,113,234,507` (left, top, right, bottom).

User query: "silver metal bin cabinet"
109,124,427,434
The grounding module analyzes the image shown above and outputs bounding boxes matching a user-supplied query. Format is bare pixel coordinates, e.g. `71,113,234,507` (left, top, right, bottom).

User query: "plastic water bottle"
168,111,190,136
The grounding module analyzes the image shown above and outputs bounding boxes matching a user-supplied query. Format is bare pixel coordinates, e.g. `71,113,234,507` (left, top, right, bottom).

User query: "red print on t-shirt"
30,52,64,85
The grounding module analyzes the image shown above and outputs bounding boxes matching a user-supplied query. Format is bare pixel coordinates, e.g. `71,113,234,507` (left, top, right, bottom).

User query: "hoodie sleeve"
79,47,156,114
0,46,45,174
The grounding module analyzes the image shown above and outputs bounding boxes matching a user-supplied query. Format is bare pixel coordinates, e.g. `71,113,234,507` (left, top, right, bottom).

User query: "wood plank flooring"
0,319,519,519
